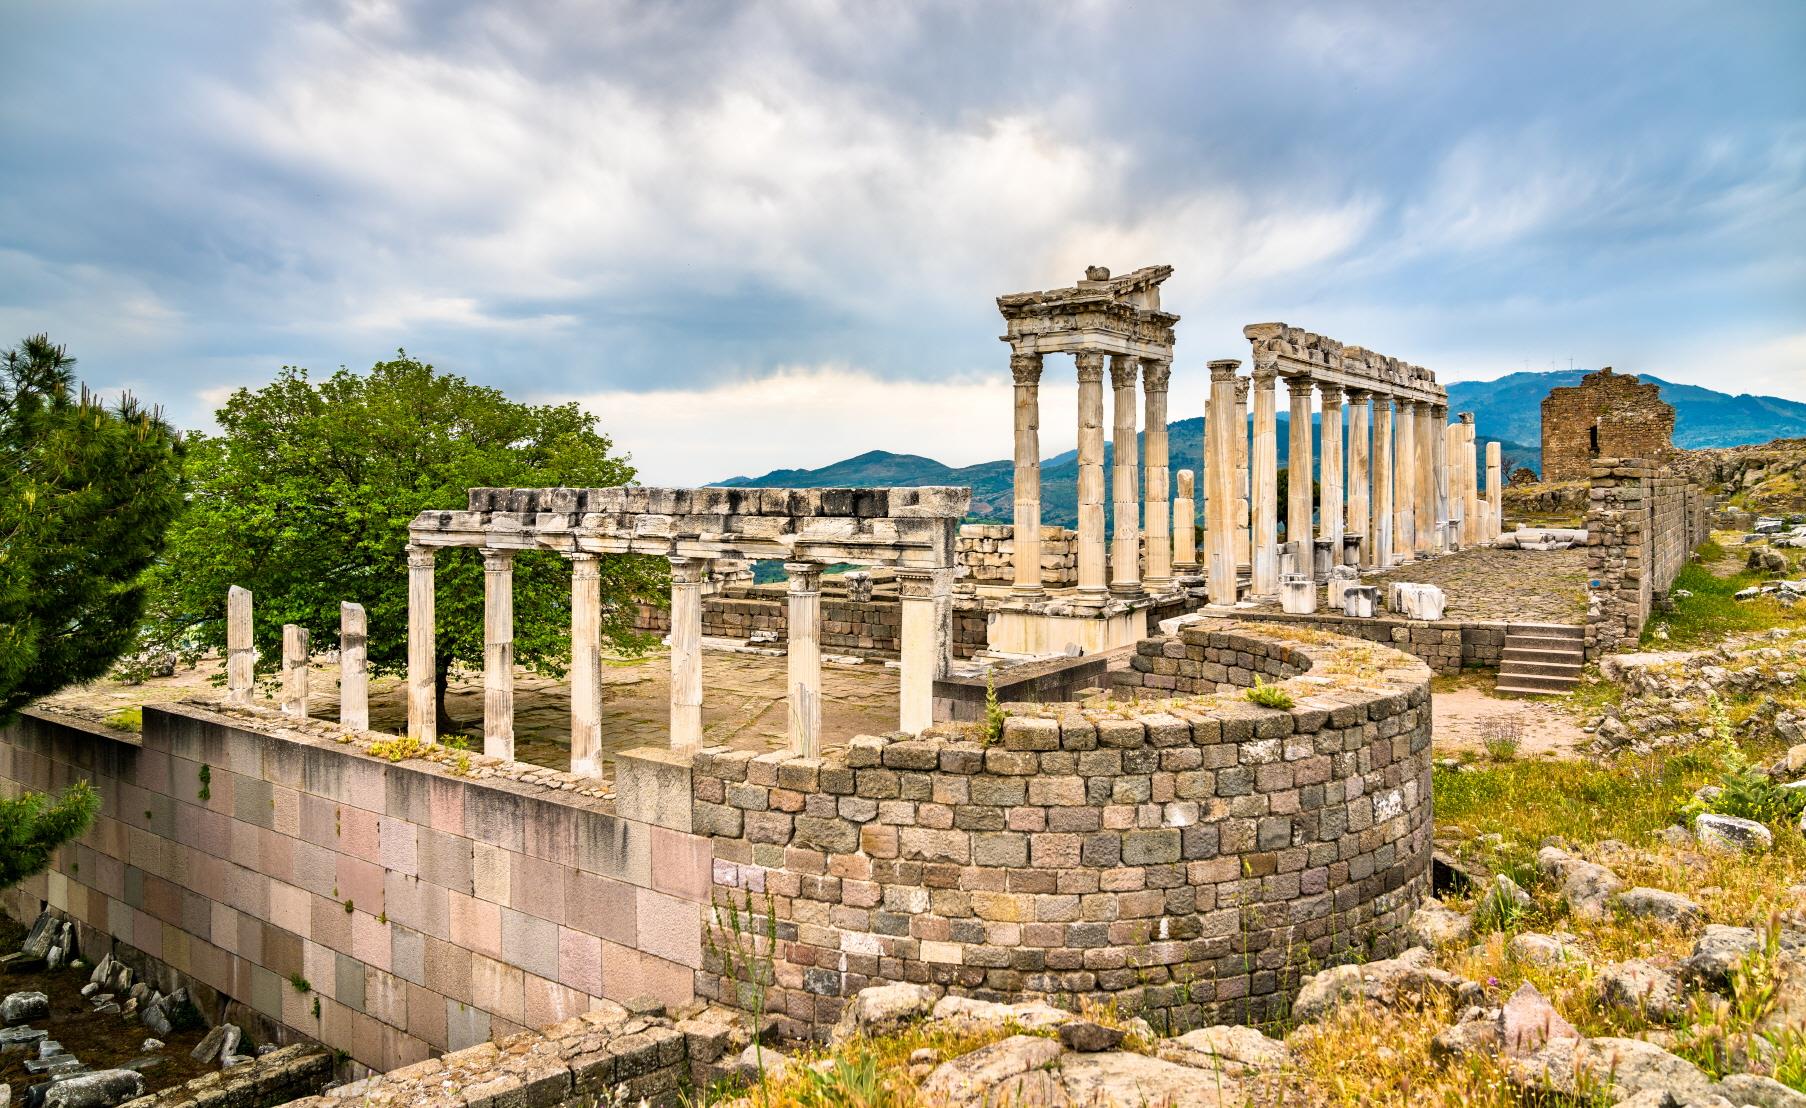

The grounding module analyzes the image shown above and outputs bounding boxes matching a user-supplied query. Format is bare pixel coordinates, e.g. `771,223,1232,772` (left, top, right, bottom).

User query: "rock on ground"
919,1035,1064,1104
0,992,49,1027
1694,813,1775,853
1681,925,1764,991
1598,960,1687,1022
1292,947,1483,1023
1510,1036,1720,1104
1508,932,1589,967
1538,847,1625,920
1616,887,1708,930
1157,1025,1289,1074
1057,1021,1124,1053
931,995,1075,1031
1717,1072,1806,1108
829,983,940,1044
1500,983,1579,1057
1057,1051,1239,1107
42,1070,147,1108
1406,901,1474,949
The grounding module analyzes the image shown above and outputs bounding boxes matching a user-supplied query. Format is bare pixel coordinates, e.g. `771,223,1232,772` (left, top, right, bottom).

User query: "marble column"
1432,404,1451,553
1234,377,1251,570
406,545,436,743
1251,367,1280,595
1010,350,1044,596
482,549,515,760
669,556,706,751
339,601,368,731
1415,399,1436,556
1109,355,1141,598
1462,414,1480,549
1075,350,1108,600
568,552,602,776
1172,469,1198,575
1393,400,1416,561
1486,440,1503,543
897,568,952,735
1141,358,1173,591
1206,359,1240,606
1318,383,1345,553
1285,375,1315,550
226,584,254,706
786,562,822,755
280,624,308,718
1346,389,1371,568
1444,421,1463,549
1373,397,1395,569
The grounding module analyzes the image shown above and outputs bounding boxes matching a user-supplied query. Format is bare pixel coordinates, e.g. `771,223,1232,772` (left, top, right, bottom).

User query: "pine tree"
0,781,100,888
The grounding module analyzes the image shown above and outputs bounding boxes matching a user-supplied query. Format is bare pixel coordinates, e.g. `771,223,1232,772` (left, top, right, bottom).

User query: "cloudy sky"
4,1,1803,484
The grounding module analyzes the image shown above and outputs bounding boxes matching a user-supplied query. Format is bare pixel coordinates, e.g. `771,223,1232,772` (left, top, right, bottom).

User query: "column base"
1109,583,1145,601
1011,585,1049,600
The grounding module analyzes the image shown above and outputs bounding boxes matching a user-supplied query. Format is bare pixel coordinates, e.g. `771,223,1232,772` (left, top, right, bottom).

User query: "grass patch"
1642,562,1801,648
103,706,142,732
1434,748,1723,848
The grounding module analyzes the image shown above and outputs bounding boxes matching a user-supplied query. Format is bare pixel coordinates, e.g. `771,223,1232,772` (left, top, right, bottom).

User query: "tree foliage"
0,335,185,723
140,353,666,729
0,780,100,889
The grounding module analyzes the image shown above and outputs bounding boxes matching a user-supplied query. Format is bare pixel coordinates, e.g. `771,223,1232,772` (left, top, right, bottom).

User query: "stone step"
1498,659,1584,679
1495,673,1582,695
1508,622,1584,640
1500,646,1584,663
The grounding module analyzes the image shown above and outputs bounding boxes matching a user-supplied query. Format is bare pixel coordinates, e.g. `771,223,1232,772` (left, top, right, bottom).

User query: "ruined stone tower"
1540,367,1675,481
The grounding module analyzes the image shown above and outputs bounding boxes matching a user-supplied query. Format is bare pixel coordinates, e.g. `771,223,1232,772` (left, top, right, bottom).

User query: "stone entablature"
690,622,1433,1038
1243,325,1447,406
1541,368,1676,482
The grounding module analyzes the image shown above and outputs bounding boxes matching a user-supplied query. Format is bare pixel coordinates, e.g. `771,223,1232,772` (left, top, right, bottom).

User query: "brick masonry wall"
1585,458,1715,658
1540,368,1677,482
0,705,713,1074
689,622,1433,1038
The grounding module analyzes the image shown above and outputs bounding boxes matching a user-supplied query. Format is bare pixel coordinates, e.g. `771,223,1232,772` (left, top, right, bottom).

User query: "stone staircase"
1495,622,1585,696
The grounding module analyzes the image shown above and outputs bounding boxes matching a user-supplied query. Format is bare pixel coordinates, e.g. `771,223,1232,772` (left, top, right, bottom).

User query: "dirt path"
1433,684,1589,759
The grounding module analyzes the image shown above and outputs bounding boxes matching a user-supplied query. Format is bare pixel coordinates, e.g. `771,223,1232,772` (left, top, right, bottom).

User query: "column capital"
1458,411,1475,425
407,544,435,569
1372,393,1395,412
481,548,514,572
1140,358,1171,393
1317,381,1345,404
1234,376,1250,403
668,555,709,584
894,567,953,599
1074,349,1105,383
1251,362,1279,387
1208,358,1241,382
564,550,600,577
1394,396,1418,413
784,562,822,592
1345,386,1372,403
1108,353,1139,390
1009,350,1043,386
1284,374,1315,399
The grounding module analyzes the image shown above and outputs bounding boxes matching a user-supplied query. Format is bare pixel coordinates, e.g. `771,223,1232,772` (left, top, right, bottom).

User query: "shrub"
1245,676,1294,710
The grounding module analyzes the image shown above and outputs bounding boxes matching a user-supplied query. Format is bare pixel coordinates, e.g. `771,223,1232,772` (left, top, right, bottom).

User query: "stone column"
1373,397,1395,568
406,545,436,743
340,602,368,731
1432,404,1451,553
1075,350,1108,600
1172,469,1198,575
1285,375,1315,549
1234,377,1251,570
482,549,515,761
669,556,706,751
1251,366,1280,595
1141,358,1172,591
1346,389,1371,568
1010,350,1044,596
1206,359,1240,606
897,568,952,735
1109,355,1141,598
280,624,308,718
1486,440,1503,543
1415,399,1436,556
1318,383,1345,553
1462,414,1480,548
1393,400,1416,561
1444,421,1463,549
568,552,602,776
226,584,254,706
786,562,823,755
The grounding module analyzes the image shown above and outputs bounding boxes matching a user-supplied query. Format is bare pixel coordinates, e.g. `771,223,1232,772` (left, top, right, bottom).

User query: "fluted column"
1172,469,1198,575
1462,413,1480,549
406,545,436,743
1234,377,1251,570
1285,375,1315,549
1486,440,1503,543
786,562,822,755
669,556,706,751
281,624,308,718
1393,400,1416,560
1414,399,1435,555
568,552,602,776
897,568,952,735
1075,350,1108,600
1141,358,1172,591
1432,403,1451,552
339,602,368,731
1444,421,1463,549
1346,389,1371,568
1109,355,1141,598
480,549,515,760
1010,350,1044,596
1251,367,1280,595
1206,359,1240,606
227,584,254,706
1373,397,1395,568
1318,383,1345,554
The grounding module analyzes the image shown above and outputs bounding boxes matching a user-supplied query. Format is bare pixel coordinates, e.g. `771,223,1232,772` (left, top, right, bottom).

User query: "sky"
4,1,1804,485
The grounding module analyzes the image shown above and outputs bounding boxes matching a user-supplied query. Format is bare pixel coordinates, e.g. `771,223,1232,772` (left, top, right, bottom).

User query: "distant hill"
718,372,1800,525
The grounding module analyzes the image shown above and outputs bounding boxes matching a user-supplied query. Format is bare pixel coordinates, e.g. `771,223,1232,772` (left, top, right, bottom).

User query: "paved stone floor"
39,649,903,774
1366,544,1589,623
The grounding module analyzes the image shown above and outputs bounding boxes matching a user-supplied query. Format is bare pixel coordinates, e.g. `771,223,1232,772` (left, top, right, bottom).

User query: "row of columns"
224,586,368,729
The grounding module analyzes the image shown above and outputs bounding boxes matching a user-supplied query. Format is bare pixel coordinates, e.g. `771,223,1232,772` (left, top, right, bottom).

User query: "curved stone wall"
691,621,1434,1038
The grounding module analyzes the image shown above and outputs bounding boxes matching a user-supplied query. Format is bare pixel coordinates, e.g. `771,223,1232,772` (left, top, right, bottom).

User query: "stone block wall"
689,623,1433,1038
932,655,1111,723
1184,610,1509,674
1585,458,1714,657
958,524,1079,588
1540,368,1676,482
0,705,713,1075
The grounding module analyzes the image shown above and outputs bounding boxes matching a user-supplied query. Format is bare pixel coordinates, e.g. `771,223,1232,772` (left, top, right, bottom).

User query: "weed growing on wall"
1245,676,1294,710
704,884,779,1104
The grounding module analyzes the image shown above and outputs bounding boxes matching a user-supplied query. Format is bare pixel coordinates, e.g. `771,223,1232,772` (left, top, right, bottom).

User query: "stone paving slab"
1364,546,1588,624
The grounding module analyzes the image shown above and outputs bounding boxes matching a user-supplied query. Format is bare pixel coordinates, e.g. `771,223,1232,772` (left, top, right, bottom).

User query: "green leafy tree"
140,353,666,730
1,781,100,888
0,334,185,723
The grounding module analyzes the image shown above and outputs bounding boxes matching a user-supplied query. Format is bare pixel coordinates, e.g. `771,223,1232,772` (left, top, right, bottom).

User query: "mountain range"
716,370,1806,527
